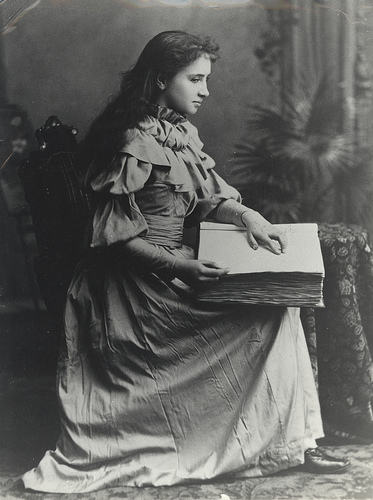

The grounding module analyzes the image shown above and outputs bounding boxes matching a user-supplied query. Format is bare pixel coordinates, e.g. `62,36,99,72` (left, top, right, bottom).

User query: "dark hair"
79,31,220,175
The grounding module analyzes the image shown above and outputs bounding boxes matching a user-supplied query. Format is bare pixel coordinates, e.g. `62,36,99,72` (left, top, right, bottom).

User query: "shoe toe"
302,448,351,474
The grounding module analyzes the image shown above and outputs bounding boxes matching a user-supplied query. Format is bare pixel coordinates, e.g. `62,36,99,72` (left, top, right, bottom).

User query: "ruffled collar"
136,107,191,152
146,104,187,125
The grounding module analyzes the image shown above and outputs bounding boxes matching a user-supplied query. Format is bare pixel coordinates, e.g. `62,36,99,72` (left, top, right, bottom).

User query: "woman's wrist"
240,209,250,227
240,208,257,228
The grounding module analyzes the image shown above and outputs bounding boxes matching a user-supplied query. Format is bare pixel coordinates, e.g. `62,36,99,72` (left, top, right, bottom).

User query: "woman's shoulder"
88,118,187,196
119,122,171,166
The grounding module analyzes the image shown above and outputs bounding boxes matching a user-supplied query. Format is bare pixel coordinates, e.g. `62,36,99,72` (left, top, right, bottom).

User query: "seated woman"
22,30,350,494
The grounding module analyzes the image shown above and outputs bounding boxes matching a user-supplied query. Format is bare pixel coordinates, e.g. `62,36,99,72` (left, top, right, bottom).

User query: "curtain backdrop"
255,0,373,232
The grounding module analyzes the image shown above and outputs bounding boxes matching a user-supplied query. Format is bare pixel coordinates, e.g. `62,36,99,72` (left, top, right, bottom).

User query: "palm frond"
281,73,341,137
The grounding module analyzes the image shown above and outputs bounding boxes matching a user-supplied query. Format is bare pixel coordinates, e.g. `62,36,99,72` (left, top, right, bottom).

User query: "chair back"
19,116,96,317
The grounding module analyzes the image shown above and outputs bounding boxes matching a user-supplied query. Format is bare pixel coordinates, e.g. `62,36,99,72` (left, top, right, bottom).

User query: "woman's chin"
186,108,199,116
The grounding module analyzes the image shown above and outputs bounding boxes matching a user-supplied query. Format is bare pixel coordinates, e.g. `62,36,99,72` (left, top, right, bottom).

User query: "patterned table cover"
301,223,373,441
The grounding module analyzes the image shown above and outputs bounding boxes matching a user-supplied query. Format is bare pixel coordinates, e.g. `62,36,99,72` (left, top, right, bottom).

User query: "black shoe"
300,448,350,474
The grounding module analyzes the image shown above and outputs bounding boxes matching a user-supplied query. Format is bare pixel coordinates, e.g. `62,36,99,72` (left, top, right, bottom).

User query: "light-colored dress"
22,106,324,493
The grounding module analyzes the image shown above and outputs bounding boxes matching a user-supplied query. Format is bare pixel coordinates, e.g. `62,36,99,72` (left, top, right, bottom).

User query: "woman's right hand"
173,259,230,288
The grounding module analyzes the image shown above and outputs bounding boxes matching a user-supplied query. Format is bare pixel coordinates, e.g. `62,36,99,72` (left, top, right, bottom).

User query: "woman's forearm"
108,237,178,278
104,237,228,286
208,199,255,227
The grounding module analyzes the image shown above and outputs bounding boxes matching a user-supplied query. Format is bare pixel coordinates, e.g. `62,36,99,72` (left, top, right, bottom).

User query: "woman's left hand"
241,209,287,255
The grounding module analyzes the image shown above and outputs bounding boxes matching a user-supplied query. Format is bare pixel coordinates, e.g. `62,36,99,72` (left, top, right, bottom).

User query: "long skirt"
22,257,324,493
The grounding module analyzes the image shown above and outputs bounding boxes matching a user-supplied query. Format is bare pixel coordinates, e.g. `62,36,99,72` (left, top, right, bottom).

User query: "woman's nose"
199,81,209,97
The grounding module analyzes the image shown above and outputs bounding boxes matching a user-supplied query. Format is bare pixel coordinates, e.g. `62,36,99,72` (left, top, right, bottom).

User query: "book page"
198,223,324,275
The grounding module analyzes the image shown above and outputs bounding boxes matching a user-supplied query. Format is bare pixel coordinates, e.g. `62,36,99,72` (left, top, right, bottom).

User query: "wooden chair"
19,116,95,319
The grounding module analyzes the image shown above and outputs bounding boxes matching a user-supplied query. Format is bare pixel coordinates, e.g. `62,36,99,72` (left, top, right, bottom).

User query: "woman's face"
156,55,211,115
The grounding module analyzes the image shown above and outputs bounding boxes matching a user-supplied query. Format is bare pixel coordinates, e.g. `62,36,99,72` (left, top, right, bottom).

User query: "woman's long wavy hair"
80,31,220,175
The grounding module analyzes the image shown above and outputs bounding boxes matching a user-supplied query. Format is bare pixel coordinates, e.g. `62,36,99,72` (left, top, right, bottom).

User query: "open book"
196,222,325,307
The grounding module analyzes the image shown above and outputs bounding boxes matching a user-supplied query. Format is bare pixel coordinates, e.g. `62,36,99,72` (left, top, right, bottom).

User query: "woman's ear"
156,74,167,91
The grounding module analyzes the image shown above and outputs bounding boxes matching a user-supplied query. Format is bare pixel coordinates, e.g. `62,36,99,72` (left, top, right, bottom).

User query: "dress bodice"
87,105,241,248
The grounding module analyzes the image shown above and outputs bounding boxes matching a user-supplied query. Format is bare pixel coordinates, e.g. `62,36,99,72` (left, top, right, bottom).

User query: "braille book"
197,222,324,307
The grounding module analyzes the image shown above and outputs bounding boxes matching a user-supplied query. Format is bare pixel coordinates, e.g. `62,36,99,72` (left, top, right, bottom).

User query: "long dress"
22,105,324,493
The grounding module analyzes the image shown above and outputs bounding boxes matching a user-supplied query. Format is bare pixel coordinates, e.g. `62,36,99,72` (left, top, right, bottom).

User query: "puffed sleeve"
89,151,151,247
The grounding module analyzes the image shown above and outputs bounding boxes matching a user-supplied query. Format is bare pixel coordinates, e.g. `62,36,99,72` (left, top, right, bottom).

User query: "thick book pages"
196,222,325,307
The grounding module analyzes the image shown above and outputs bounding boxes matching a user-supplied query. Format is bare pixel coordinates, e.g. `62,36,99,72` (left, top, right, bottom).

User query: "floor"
1,310,373,500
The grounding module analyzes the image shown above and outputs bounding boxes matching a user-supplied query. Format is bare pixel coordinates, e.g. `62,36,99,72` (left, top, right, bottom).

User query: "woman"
22,31,349,493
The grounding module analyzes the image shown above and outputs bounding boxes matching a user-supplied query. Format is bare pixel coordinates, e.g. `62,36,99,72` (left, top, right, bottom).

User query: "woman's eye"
191,78,201,83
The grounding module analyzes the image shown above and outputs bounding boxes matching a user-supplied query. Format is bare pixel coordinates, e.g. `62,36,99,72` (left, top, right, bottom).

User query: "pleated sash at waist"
142,214,184,248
